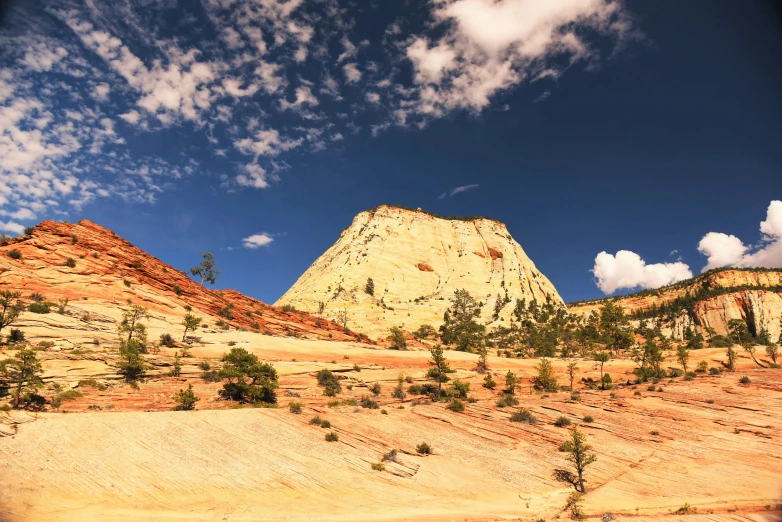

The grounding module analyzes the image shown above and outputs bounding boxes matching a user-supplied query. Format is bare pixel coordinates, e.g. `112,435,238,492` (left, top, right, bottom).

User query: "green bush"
281,304,296,313
554,416,572,427
360,395,379,409
450,379,470,399
325,431,339,442
198,361,211,371
496,394,519,408
709,367,721,375
78,379,107,391
7,249,21,260
446,398,465,412
7,328,25,344
510,408,537,424
317,369,341,396
28,302,50,314
71,234,78,244
201,370,221,382
416,442,432,454
159,333,176,347
739,376,751,384
173,285,183,296
371,462,384,471
218,347,278,404
288,401,303,414
123,279,132,287
172,384,200,410
65,258,76,268
583,415,594,423
310,415,323,426
321,420,331,428
218,303,234,320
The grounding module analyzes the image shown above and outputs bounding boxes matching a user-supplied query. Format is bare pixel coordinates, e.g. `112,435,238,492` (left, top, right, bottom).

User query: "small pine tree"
182,313,203,341
0,348,43,408
483,373,497,389
426,345,452,398
676,345,690,374
190,252,221,286
504,370,518,395
533,358,558,392
172,384,200,410
561,426,597,493
0,290,23,336
365,277,375,296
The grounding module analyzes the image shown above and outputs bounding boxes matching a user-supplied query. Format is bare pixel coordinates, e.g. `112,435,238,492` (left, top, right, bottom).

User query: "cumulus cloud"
592,250,693,295
242,232,274,249
438,184,479,199
698,200,782,271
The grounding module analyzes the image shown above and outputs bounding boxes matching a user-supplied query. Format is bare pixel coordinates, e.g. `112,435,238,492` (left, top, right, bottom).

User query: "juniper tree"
566,362,578,391
504,370,518,395
533,358,558,392
389,326,407,350
439,289,486,352
0,348,43,408
427,345,452,398
676,345,690,374
593,351,610,381
190,252,221,286
117,339,147,386
173,384,200,411
182,313,202,341
219,347,278,403
365,277,375,296
561,426,597,493
118,304,149,345
0,290,23,336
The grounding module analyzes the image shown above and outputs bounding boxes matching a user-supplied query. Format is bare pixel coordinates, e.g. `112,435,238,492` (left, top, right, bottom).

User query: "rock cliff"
0,220,368,343
569,269,782,341
276,205,564,339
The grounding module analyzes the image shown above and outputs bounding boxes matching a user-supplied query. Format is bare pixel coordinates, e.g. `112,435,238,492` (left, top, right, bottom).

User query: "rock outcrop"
569,269,782,340
276,205,564,338
0,220,369,343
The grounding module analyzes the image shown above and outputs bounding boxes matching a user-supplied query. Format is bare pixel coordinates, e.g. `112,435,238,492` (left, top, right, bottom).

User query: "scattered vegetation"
325,431,339,442
416,442,432,454
561,426,597,492
7,249,21,260
190,252,221,286
218,347,279,404
317,369,342,396
172,384,200,411
510,408,537,424
555,416,572,427
0,348,44,408
288,401,303,414
65,258,76,268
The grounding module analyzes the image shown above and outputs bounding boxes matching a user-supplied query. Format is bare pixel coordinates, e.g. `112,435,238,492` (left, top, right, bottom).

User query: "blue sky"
1,0,781,304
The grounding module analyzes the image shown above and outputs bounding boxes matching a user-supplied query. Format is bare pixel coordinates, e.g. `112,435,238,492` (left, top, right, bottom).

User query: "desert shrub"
172,384,200,411
215,320,229,330
647,385,656,391
392,383,406,399
310,415,323,426
709,335,732,348
325,431,339,442
446,398,465,412
696,360,708,372
450,379,470,399
7,249,21,260
159,333,176,347
29,292,44,302
738,376,751,384
198,361,211,371
70,234,78,244
173,285,183,296
583,415,594,423
59,389,83,401
382,449,398,462
218,347,278,404
407,384,422,394
360,395,379,409
78,379,107,391
201,370,221,382
92,252,98,258
570,393,581,401
510,408,537,424
634,391,641,396
405,375,413,383
709,367,721,375
650,430,660,436
668,368,684,378
321,420,331,428
416,442,432,454
388,326,407,350
65,258,76,268
370,382,381,396
251,322,260,330
123,280,131,287
555,416,572,427
496,394,519,408
483,373,497,389
317,369,341,396
131,260,142,269
288,401,303,414
7,328,25,344
24,226,34,236
281,304,296,313
218,303,234,320
706,399,715,404
533,358,558,392
371,462,384,471
28,302,50,314
169,353,182,377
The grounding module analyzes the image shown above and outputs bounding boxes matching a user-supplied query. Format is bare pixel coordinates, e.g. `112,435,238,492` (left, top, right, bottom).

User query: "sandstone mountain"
568,268,782,341
276,205,564,339
0,220,368,344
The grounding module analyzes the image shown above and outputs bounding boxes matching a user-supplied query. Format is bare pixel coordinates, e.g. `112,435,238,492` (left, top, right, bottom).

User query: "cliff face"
0,220,367,343
276,205,564,338
569,269,782,341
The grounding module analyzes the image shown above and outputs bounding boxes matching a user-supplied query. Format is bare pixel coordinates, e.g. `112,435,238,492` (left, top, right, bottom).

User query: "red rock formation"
0,220,371,343
487,247,503,260
416,263,433,272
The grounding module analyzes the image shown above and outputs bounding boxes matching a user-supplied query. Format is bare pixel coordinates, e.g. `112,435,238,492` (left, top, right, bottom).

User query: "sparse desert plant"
321,420,331,428
7,328,25,344
382,449,398,462
426,345,452,399
709,367,721,375
561,426,597,493
360,395,379,409
510,408,537,424
198,361,211,371
218,303,234,320
0,290,23,336
392,383,406,399
218,347,279,404
371,462,384,471
7,249,21,260
173,285,183,296
650,430,660,436
555,416,572,427
281,304,296,313
416,442,432,455
370,382,381,396
496,394,519,408
0,348,44,408
564,492,585,520
325,431,339,442
65,258,76,268
159,333,176,347
172,384,200,411
696,360,708,372
739,376,751,384
483,373,497,389
765,344,778,366
190,252,221,286
317,369,341,396
182,313,203,341
168,352,182,377
71,234,78,244
78,379,107,391
504,370,519,395
27,302,50,314
446,398,465,412
582,415,594,423
288,401,303,414
450,379,470,399
389,326,407,350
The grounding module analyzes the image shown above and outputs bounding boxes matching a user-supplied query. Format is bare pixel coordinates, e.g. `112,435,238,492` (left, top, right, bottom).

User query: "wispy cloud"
438,184,480,200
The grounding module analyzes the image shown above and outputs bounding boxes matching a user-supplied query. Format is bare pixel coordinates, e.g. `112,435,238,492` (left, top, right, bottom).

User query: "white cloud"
698,200,782,271
592,250,693,295
0,221,25,235
438,183,479,199
119,109,142,125
235,163,270,189
92,83,111,101
234,129,303,157
343,63,362,84
242,232,274,248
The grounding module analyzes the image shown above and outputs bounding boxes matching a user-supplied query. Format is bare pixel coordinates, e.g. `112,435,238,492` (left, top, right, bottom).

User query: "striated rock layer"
569,269,782,340
276,205,564,339
0,220,368,343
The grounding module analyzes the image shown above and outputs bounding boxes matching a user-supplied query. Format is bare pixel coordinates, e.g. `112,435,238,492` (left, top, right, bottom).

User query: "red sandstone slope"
0,220,370,343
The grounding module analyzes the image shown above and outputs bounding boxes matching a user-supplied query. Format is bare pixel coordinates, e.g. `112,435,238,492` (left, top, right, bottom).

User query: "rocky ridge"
276,205,564,339
0,220,368,344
